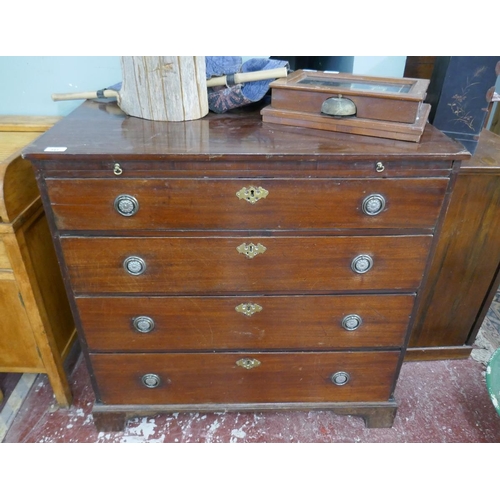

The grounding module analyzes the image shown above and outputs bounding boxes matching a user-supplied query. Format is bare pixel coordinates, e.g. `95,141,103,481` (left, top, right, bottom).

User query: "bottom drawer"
90,351,400,405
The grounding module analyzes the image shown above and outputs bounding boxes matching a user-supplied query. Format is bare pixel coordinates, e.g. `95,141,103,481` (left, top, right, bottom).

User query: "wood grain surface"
77,294,414,351
90,350,400,405
61,235,432,294
46,178,448,231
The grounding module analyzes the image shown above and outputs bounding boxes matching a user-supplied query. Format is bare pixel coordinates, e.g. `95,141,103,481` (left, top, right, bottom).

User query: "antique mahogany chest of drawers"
23,100,469,431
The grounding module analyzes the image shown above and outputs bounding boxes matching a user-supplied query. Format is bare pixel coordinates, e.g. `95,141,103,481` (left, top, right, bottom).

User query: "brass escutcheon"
236,186,269,204
236,358,261,370
236,303,263,316
237,242,267,259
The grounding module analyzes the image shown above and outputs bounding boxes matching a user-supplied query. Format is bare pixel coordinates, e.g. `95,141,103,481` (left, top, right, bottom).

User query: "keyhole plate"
236,186,269,204
237,242,267,259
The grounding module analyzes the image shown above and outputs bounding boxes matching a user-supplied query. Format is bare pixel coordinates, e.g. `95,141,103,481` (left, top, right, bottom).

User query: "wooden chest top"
23,101,469,165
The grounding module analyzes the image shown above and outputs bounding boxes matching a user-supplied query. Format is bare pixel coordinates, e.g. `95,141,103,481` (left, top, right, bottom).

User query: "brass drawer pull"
114,194,139,216
236,303,263,316
236,186,269,204
142,373,161,388
331,371,350,386
342,314,362,331
133,316,155,333
123,256,146,275
351,254,373,274
237,242,267,259
236,358,261,370
362,194,386,216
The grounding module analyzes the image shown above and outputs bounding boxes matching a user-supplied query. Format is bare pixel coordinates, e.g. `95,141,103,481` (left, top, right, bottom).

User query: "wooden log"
118,56,208,122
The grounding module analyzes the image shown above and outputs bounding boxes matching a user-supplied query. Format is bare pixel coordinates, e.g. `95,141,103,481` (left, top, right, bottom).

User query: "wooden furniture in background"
0,116,76,407
407,129,500,360
403,56,437,80
490,100,500,135
25,101,468,430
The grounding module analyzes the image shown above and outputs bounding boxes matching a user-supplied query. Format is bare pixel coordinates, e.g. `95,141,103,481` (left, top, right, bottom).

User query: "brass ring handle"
142,373,161,388
133,316,155,333
114,194,139,216
351,255,373,274
123,256,146,275
342,314,362,331
331,371,350,386
236,186,269,204
362,194,386,216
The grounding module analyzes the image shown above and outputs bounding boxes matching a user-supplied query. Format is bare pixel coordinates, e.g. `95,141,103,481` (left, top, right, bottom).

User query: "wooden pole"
206,67,288,87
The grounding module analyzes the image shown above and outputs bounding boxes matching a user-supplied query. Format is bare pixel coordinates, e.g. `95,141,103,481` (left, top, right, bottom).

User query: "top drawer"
45,178,448,232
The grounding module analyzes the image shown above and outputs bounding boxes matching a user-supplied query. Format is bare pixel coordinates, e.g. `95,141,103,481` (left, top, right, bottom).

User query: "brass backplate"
236,186,269,204
235,303,263,316
236,358,261,370
237,242,267,259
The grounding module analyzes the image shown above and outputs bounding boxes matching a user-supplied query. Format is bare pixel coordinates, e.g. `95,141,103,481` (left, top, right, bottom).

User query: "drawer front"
62,235,432,294
46,178,447,231
77,294,414,351
90,351,400,405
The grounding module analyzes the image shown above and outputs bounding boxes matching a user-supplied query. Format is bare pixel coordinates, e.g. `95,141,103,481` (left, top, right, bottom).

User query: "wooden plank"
3,224,73,407
0,116,61,132
409,172,500,349
0,132,43,162
0,239,11,269
0,278,43,370
0,156,40,223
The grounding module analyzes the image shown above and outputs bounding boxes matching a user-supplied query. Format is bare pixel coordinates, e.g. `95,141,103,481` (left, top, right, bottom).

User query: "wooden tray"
261,102,431,143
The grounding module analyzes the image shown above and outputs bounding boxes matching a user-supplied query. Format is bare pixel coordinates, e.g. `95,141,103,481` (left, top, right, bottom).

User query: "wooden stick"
206,67,288,87
51,67,289,102
51,90,120,101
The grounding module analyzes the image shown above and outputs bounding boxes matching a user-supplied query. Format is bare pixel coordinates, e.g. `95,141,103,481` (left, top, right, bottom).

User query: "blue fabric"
205,56,288,102
205,56,288,112
205,56,242,80
240,58,288,102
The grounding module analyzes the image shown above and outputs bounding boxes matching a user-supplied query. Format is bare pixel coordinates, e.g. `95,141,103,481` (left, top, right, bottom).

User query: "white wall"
0,56,406,116
352,56,407,77
0,56,122,116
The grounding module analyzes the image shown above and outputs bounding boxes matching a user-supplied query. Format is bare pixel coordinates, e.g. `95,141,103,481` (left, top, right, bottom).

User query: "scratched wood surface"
119,56,208,122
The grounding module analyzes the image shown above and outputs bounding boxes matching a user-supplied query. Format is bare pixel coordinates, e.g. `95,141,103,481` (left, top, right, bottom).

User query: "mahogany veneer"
23,100,469,430
407,129,500,359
